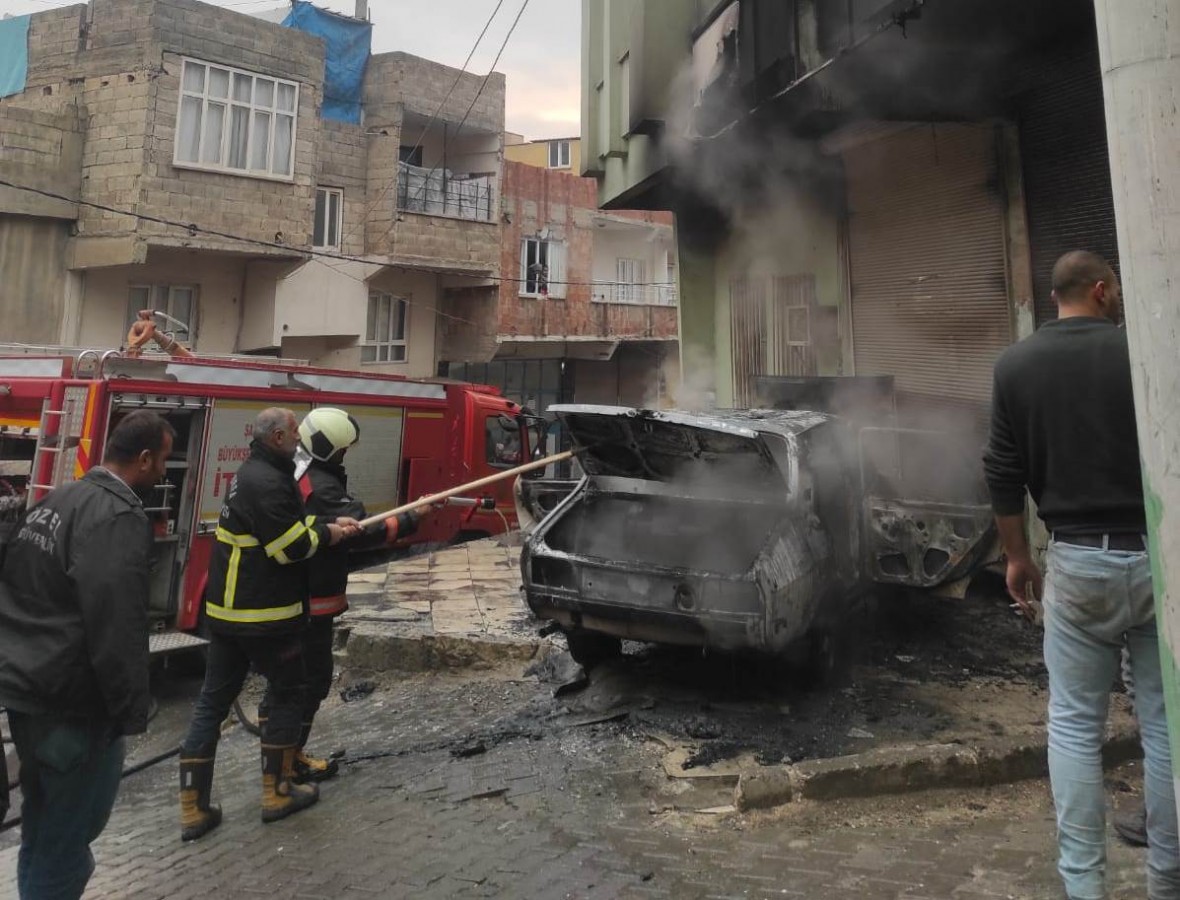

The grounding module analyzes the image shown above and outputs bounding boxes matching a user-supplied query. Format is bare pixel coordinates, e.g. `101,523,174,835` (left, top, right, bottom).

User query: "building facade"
0,0,505,377
582,0,1118,425
445,158,679,425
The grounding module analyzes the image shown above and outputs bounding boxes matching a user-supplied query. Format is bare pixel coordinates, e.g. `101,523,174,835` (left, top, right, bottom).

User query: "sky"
0,0,582,140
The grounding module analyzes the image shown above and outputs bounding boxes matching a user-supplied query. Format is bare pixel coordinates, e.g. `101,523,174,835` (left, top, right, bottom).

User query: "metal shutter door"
845,123,1011,407
1016,47,1119,327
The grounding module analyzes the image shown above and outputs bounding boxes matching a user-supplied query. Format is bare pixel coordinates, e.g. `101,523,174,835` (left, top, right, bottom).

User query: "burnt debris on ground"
550,583,1048,768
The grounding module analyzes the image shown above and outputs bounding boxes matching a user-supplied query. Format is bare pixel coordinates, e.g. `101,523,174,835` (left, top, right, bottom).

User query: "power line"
386,0,530,249
336,0,508,250
0,178,678,295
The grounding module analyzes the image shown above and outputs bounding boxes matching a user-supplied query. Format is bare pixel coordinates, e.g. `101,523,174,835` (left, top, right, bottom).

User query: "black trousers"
259,616,335,742
182,630,307,754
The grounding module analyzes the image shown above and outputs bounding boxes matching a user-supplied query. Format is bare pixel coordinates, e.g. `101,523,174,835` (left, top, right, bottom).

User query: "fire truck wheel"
564,629,622,671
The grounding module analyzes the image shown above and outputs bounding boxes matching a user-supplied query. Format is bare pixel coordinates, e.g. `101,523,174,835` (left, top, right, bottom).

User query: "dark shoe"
1114,801,1148,848
179,753,222,841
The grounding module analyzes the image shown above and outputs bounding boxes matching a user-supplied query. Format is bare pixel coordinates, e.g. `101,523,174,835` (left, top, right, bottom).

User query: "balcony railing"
397,161,494,222
591,282,678,307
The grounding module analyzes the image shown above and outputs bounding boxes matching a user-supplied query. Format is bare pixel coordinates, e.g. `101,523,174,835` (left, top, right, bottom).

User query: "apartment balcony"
397,162,495,222
591,281,678,307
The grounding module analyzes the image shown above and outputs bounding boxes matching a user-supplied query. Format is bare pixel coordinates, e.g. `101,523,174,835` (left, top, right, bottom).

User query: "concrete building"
581,0,1119,425
504,132,583,174
0,0,504,376
443,158,679,421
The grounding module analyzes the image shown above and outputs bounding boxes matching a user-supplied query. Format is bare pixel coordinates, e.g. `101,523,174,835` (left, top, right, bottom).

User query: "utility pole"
1093,0,1180,799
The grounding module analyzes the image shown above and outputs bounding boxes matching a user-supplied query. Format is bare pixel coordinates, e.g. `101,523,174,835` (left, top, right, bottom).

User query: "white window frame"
313,187,343,250
361,292,408,364
126,285,198,346
173,57,299,181
616,257,647,304
520,238,567,299
547,140,571,169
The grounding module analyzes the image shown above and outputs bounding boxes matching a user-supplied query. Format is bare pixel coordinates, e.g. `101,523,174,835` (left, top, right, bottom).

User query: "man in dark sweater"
984,250,1180,900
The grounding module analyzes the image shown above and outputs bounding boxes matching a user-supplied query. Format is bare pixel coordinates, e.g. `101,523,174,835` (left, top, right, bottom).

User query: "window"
174,59,298,179
547,140,571,168
486,416,522,467
126,286,197,345
520,238,567,299
362,292,408,364
313,188,342,249
616,258,647,304
399,145,423,166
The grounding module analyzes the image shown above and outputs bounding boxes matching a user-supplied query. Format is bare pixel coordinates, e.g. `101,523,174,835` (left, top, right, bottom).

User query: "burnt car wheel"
564,629,622,670
803,629,839,687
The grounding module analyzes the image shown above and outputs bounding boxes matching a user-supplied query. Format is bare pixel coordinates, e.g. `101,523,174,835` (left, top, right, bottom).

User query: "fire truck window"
486,417,521,468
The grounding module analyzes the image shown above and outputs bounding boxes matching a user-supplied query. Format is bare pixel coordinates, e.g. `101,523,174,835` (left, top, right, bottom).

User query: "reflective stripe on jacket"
205,441,330,635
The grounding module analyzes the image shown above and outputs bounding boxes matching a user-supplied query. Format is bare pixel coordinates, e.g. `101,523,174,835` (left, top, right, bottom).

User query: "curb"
336,624,550,673
734,726,1143,811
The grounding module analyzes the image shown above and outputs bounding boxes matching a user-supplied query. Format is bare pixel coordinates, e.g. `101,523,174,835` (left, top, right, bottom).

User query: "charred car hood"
552,405,829,491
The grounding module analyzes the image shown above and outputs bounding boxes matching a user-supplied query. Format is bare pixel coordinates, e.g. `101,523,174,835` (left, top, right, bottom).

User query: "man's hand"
326,517,363,546
1005,554,1043,622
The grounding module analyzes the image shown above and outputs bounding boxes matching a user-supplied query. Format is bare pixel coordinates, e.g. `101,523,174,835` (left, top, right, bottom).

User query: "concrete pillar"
1092,0,1180,798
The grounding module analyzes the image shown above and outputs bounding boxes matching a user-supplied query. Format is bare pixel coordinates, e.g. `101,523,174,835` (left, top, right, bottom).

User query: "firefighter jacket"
0,468,152,735
298,459,417,617
205,440,330,635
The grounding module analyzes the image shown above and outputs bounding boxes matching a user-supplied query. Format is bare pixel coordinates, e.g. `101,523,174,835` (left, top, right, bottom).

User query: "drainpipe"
1093,0,1180,812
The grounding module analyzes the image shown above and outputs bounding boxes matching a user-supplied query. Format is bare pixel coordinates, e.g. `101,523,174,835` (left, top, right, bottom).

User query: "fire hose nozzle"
445,496,496,510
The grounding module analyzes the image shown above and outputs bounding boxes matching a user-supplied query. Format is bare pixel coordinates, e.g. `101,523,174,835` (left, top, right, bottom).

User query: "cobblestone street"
0,660,1151,900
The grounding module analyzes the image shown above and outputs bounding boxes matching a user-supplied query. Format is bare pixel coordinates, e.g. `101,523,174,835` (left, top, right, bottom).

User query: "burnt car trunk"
522,407,854,656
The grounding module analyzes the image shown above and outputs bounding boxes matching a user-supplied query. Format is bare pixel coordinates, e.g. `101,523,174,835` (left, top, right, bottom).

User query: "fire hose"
356,449,575,530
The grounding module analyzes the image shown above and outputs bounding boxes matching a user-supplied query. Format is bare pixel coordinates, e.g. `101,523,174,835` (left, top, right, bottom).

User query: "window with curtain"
361,292,408,364
313,188,342,249
174,58,298,179
520,238,567,299
126,285,197,345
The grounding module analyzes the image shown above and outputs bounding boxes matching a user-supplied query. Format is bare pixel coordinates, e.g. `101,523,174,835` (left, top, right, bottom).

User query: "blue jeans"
1044,539,1180,900
7,712,126,900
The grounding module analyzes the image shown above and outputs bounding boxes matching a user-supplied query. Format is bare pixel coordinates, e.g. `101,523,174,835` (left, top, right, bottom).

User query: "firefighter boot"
293,723,339,783
260,744,319,824
179,753,222,842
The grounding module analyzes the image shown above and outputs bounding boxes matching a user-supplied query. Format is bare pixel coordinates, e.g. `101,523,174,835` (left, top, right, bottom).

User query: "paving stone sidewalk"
0,668,1151,900
341,536,538,643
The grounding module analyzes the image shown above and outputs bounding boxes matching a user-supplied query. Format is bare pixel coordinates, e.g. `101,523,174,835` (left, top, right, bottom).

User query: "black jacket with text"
0,468,152,735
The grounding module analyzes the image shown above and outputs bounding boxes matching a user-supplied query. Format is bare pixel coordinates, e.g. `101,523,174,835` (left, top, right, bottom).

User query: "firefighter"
177,407,360,841
271,407,418,781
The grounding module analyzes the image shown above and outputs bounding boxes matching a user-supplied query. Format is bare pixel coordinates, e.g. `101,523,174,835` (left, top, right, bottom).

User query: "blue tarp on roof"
282,1,371,125
0,15,31,100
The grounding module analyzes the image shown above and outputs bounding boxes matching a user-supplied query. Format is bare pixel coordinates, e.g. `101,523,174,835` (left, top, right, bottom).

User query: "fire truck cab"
0,347,534,655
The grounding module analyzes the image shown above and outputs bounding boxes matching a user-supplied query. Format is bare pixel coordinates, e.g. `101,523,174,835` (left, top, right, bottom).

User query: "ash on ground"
551,582,1051,768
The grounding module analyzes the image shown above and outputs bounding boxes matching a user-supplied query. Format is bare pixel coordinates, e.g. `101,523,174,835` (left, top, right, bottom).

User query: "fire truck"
0,345,536,657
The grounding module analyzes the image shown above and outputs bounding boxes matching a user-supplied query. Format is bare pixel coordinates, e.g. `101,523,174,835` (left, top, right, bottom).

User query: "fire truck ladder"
28,386,91,506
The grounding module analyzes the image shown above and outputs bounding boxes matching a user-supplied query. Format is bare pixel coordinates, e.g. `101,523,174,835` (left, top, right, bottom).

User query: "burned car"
520,403,994,671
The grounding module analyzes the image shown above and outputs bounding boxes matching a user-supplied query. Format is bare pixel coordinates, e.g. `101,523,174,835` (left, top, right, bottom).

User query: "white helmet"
299,407,360,461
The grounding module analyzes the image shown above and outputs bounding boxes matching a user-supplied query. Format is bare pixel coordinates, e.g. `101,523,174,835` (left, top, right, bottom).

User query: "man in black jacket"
279,407,418,782
983,251,1180,900
178,408,359,841
0,410,174,900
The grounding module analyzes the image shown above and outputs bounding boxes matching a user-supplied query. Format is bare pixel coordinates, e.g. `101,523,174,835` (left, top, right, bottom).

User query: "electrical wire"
336,0,509,249
386,0,531,248
0,178,678,294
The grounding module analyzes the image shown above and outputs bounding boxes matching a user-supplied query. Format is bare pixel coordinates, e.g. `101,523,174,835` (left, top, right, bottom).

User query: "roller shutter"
845,123,1011,409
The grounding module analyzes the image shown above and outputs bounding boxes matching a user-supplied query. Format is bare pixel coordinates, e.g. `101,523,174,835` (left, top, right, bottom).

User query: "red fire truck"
0,347,535,656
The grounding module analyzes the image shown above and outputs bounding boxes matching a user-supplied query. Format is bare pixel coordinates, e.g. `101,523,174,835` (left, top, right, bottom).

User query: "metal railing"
590,282,679,307
397,161,494,222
